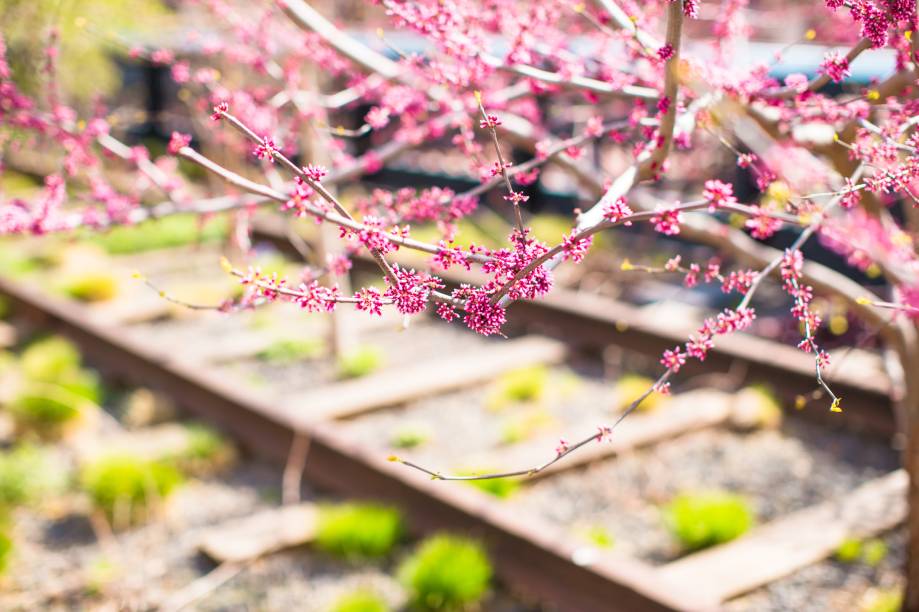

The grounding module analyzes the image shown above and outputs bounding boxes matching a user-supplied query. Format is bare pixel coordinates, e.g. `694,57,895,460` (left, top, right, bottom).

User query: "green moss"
89,214,229,255
257,338,325,364
337,346,385,379
59,272,119,303
331,590,390,612
664,492,754,551
398,534,492,610
487,365,549,409
80,455,183,525
315,503,404,560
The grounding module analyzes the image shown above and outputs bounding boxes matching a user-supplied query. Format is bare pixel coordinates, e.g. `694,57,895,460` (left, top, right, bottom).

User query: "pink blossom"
365,106,391,129
602,196,633,225
745,207,783,240
355,287,384,316
784,73,809,93
702,180,737,210
211,101,228,121
819,52,850,83
303,164,327,182
254,136,278,162
167,131,191,155
660,347,687,372
651,208,682,235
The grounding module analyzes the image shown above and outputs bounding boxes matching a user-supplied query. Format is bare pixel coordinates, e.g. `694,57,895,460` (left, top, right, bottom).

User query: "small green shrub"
391,426,429,449
60,272,119,303
664,492,754,551
337,346,385,379
489,365,548,408
257,338,325,363
331,590,390,612
399,534,492,610
613,374,663,412
315,503,404,560
0,445,65,506
80,455,183,525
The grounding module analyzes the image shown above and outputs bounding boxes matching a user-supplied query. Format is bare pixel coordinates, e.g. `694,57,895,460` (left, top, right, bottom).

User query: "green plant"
9,384,96,438
488,365,548,409
862,589,902,612
337,346,385,379
331,590,390,612
0,445,65,506
836,537,863,563
19,337,81,380
460,471,519,499
664,492,754,551
391,425,430,449
614,374,663,413
315,503,404,560
0,530,12,575
80,455,183,525
18,336,103,404
59,272,119,303
89,214,230,254
583,525,614,549
499,409,553,444
836,537,888,567
168,424,236,476
398,534,492,610
863,539,889,567
257,338,325,363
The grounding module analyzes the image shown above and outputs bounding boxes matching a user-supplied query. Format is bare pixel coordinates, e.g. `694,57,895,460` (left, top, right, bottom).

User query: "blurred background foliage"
1,0,172,103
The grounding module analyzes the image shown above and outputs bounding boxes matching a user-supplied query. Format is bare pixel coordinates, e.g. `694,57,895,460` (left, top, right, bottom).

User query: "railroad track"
0,233,905,611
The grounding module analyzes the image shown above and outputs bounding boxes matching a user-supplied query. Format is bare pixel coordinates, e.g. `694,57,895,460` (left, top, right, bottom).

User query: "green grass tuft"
315,503,404,560
80,455,183,526
0,445,65,507
488,365,548,409
337,346,385,379
257,338,325,364
331,590,390,612
89,214,229,255
664,491,754,551
398,534,492,610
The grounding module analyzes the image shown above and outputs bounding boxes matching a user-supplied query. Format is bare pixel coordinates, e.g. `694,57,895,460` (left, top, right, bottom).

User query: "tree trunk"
899,322,919,611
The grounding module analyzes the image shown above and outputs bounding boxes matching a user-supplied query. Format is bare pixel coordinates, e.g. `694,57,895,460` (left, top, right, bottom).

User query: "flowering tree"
3,0,919,603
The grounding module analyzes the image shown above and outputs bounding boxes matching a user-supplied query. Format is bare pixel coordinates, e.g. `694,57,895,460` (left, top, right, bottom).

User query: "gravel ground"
215,319,493,396
339,365,627,471
2,456,539,611
726,528,905,612
1,461,280,610
506,419,899,564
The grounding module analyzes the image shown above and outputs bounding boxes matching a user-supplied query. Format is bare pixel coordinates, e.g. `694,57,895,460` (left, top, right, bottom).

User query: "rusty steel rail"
253,218,896,438
0,275,715,612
